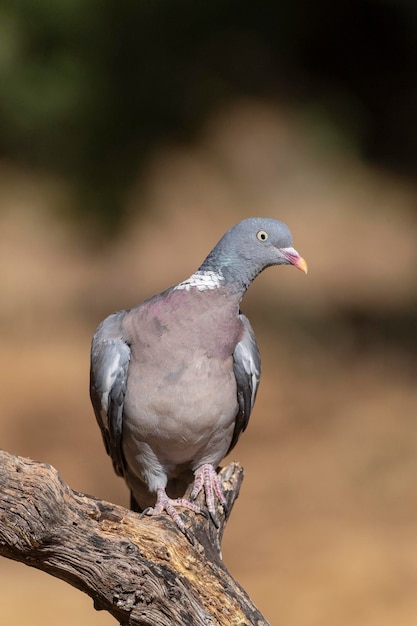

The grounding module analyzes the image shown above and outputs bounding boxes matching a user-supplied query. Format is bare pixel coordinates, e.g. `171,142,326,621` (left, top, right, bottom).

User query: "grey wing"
89,311,131,477
228,313,261,454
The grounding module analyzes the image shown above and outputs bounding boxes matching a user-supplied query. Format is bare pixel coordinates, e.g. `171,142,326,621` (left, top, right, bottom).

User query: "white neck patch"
174,269,224,292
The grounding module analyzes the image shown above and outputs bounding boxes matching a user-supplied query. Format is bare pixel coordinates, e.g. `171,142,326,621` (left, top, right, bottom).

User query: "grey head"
199,217,307,293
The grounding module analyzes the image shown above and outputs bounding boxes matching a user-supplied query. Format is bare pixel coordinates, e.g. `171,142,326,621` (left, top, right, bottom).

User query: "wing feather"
229,313,261,454
89,311,131,476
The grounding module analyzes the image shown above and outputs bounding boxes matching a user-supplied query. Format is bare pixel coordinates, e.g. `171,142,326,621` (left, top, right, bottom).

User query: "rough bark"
0,449,269,625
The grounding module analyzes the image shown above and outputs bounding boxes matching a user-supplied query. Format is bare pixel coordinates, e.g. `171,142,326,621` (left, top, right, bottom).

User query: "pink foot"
143,487,201,543
191,464,227,525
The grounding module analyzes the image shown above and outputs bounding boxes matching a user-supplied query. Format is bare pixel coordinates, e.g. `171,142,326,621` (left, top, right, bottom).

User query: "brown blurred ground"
1,101,417,625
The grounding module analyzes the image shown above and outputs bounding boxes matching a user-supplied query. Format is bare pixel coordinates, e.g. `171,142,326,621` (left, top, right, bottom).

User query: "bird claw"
208,510,219,529
182,526,196,545
140,466,227,540
141,488,201,544
191,464,227,526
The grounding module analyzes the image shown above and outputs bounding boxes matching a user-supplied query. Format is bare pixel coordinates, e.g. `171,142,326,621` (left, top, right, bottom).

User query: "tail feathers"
130,491,143,513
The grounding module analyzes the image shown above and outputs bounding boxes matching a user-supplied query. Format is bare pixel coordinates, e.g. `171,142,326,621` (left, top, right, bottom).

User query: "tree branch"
0,449,269,625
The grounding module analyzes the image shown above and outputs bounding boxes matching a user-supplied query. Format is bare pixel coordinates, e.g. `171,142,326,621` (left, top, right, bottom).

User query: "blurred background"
1,1,417,624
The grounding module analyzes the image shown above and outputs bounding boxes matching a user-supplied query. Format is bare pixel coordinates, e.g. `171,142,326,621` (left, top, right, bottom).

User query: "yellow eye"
257,230,268,242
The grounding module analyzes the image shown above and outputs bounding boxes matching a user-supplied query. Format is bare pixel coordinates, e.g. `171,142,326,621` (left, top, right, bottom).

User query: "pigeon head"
199,217,307,292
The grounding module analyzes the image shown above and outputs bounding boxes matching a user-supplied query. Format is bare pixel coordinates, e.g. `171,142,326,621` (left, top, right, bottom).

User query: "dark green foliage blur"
0,0,416,234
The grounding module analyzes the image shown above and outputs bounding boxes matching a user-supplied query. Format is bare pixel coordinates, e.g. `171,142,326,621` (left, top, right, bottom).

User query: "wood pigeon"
90,218,307,539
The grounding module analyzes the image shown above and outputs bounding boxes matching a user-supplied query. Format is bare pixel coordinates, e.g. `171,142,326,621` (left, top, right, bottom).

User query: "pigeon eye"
257,230,268,242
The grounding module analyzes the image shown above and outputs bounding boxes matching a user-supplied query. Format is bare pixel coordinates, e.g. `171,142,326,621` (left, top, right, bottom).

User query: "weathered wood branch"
0,449,269,625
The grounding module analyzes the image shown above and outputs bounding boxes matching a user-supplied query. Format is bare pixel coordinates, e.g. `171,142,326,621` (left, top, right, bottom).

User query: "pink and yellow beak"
293,255,308,274
280,246,308,274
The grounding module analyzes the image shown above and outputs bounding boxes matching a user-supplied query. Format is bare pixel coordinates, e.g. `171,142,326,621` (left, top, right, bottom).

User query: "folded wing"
89,311,131,477
229,313,261,454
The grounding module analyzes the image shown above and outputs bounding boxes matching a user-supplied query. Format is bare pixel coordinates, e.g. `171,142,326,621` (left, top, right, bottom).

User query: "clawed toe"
140,468,227,541
141,487,202,543
191,464,227,525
